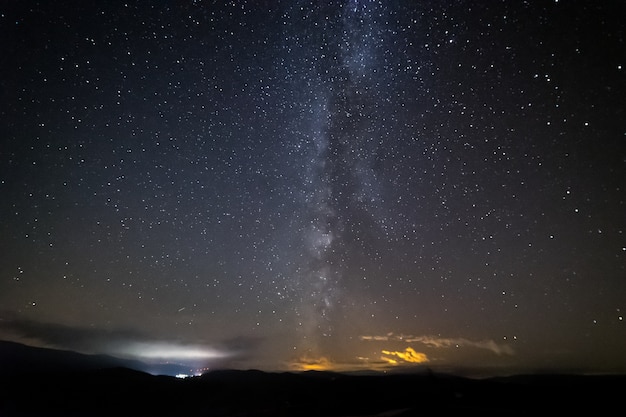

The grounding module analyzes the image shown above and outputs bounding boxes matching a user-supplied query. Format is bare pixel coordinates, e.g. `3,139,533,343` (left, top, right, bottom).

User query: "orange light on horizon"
289,355,333,371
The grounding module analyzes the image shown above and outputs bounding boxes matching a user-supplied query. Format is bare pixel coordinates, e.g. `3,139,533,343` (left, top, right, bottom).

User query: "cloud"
0,314,236,363
360,333,514,356
360,335,390,342
218,335,264,355
289,355,333,371
381,347,429,365
0,314,141,352
118,341,232,360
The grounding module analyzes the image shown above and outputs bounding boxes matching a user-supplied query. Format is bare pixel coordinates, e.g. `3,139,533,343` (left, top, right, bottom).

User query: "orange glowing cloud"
381,347,428,365
362,333,514,356
289,355,333,371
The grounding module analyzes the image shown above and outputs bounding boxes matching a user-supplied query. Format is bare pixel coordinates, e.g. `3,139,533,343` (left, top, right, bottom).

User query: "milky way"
286,0,388,354
0,0,624,375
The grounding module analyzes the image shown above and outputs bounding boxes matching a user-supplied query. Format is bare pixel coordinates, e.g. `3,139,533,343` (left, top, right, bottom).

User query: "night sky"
1,0,624,376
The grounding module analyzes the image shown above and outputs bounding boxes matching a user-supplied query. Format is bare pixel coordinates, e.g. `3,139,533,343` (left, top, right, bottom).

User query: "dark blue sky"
1,0,624,375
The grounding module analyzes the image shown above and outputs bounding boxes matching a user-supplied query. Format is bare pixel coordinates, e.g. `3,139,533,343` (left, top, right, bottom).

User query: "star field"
1,1,624,375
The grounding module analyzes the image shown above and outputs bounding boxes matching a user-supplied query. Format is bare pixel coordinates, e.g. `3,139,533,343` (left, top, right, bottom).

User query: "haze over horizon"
1,1,624,376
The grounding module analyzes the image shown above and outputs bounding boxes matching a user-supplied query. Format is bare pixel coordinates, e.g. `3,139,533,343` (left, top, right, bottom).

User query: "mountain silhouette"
1,340,624,416
0,340,190,376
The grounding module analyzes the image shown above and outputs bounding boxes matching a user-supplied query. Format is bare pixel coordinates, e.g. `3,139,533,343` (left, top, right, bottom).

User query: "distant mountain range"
1,340,624,416
0,340,189,376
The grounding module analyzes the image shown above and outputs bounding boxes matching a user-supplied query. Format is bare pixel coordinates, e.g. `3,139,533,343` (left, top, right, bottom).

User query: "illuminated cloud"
381,347,429,365
360,335,390,342
0,315,236,363
289,355,333,371
361,333,514,355
381,356,397,365
118,342,232,361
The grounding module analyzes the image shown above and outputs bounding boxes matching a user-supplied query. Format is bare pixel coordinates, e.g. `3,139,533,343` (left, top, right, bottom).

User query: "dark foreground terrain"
1,366,625,416
1,341,624,416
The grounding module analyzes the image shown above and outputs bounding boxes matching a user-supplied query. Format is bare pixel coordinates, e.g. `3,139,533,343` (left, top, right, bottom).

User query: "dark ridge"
1,341,624,416
0,340,146,375
0,340,189,377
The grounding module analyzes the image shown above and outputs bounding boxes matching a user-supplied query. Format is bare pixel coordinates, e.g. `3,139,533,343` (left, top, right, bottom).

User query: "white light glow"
119,342,231,361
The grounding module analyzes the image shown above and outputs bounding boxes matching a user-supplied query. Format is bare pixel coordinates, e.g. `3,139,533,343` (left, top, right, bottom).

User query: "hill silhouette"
0,341,624,416
0,340,190,376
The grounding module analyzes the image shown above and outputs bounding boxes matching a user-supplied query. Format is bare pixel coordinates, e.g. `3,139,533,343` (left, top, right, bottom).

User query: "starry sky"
1,0,624,376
